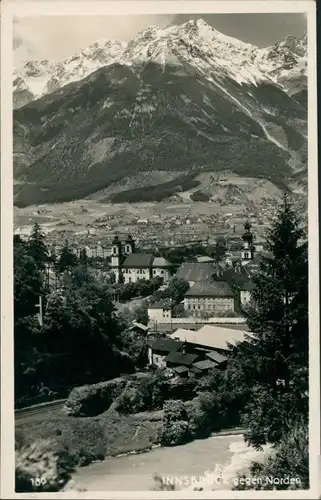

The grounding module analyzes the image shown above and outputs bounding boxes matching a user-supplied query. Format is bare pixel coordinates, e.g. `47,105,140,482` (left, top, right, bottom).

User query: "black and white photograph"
1,0,319,497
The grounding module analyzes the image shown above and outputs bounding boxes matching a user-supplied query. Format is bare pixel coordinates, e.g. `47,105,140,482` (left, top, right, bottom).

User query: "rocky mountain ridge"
14,20,307,108
13,19,307,207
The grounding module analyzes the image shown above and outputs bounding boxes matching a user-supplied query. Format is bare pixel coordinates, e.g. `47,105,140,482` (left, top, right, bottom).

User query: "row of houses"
146,324,250,377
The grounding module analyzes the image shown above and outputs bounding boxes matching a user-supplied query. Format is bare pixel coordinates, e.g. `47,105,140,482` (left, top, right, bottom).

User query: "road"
15,399,66,423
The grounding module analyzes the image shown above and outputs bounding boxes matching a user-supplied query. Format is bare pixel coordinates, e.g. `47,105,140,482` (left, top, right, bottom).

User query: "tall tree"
233,194,308,448
55,241,78,274
14,239,43,319
27,223,49,271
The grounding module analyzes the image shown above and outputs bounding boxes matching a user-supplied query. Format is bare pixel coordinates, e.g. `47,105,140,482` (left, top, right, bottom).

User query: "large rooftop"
149,338,184,354
175,262,215,282
152,257,172,268
185,280,234,298
122,253,154,268
170,325,251,351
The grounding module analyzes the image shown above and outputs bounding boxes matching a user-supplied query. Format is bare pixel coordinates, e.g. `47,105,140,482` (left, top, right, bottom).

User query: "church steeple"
111,233,122,282
241,221,255,265
124,234,135,255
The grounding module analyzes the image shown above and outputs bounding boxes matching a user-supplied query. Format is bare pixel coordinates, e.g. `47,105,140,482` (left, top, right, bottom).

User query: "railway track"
15,399,67,421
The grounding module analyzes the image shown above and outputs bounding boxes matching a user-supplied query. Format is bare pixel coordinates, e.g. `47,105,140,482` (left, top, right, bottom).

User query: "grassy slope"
16,406,163,466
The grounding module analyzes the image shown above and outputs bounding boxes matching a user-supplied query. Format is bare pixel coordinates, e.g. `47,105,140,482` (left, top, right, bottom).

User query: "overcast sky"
14,13,307,64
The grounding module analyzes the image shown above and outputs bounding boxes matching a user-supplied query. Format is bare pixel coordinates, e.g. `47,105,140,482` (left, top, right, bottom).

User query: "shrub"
64,377,128,417
185,398,213,439
114,385,146,414
161,400,191,446
15,439,75,493
161,420,191,447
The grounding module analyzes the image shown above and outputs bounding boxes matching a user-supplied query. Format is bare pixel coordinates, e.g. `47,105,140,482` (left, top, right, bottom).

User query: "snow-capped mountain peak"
13,19,307,108
13,37,127,108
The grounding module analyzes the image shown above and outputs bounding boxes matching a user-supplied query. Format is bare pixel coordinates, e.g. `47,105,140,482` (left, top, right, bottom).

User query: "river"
70,433,270,492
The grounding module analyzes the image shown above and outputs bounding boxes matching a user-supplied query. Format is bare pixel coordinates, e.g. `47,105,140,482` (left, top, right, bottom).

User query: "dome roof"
112,234,121,244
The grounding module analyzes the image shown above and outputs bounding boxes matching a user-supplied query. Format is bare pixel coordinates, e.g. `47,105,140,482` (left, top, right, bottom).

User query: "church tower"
124,234,135,255
111,234,122,282
241,221,255,266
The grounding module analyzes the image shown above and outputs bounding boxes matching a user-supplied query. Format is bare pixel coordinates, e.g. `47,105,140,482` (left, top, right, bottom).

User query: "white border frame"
1,1,319,499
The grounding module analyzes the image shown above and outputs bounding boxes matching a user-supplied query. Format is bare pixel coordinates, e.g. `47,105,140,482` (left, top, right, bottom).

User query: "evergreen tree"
79,248,88,267
27,223,49,271
233,194,308,448
14,239,43,319
55,241,78,274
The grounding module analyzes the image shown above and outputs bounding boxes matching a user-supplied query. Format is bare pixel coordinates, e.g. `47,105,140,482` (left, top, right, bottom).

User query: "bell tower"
124,234,135,255
111,234,122,282
241,221,255,266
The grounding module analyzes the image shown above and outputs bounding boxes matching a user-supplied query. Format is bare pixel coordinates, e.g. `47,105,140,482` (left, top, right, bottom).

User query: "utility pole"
36,296,43,327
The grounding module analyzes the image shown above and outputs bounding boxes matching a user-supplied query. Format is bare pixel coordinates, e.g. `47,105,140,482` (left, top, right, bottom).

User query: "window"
161,270,164,274
244,252,249,259
126,245,130,253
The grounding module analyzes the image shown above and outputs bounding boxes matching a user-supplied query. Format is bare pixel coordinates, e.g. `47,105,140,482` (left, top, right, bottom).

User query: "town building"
175,262,219,287
183,280,236,316
170,324,250,353
110,234,172,283
175,222,257,315
147,324,249,376
147,338,184,368
148,302,172,325
129,322,149,335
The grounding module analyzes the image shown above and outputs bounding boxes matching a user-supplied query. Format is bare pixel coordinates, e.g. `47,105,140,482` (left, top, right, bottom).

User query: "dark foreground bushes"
115,372,198,415
15,438,75,492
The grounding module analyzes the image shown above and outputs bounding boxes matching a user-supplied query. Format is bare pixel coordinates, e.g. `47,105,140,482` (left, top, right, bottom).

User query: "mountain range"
13,19,308,207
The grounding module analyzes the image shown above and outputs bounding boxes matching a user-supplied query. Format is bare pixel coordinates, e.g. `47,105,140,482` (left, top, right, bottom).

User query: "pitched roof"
150,338,184,354
170,325,251,351
205,351,228,364
173,365,189,374
165,351,199,366
192,359,217,371
175,262,215,282
130,322,149,332
148,301,172,310
185,280,234,298
197,256,214,263
152,257,171,268
221,267,252,289
122,253,154,268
